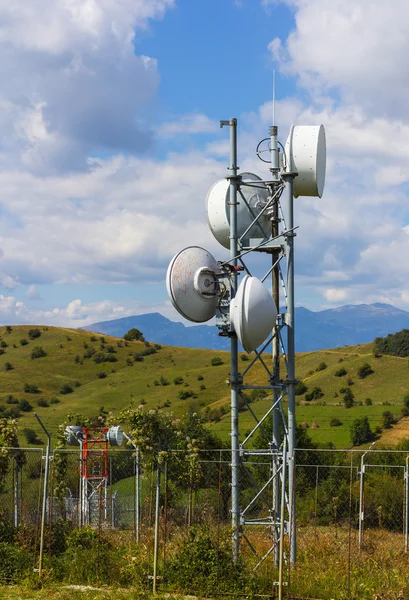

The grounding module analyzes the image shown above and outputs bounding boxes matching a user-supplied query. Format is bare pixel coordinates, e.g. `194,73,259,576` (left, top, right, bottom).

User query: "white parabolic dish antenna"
206,172,271,249
230,275,278,353
166,246,220,323
285,125,326,198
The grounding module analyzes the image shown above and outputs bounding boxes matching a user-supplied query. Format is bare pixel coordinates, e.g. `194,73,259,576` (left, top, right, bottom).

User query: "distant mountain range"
83,303,409,353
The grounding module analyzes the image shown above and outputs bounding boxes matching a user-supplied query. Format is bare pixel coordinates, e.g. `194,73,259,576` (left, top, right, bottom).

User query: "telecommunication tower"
65,425,123,525
167,111,326,568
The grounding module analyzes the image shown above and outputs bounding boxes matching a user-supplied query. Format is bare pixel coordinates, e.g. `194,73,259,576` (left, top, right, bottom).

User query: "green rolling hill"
0,324,407,448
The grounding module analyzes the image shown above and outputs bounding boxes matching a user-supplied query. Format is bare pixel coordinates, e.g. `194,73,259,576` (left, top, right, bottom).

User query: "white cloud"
0,295,179,328
0,0,174,174
322,288,348,303
157,114,218,137
270,0,409,119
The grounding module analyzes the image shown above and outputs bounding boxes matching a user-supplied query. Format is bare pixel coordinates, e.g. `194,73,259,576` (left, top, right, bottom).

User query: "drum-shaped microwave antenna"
230,275,277,353
285,125,326,198
65,425,83,446
108,426,123,447
166,246,220,323
206,172,271,249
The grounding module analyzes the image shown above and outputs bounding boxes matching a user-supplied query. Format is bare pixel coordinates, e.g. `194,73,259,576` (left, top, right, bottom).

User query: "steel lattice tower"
217,119,297,569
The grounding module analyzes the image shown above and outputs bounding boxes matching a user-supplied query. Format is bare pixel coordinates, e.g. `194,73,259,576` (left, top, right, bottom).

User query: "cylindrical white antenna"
272,70,276,126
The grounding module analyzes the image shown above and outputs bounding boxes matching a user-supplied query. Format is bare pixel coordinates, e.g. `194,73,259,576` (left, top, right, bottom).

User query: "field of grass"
0,324,408,449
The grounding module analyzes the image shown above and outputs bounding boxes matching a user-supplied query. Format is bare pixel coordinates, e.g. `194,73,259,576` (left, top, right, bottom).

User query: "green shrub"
241,354,249,361
123,328,144,342
357,362,374,379
31,346,47,359
179,390,196,400
57,527,116,585
316,361,327,371
50,397,60,404
335,367,347,377
295,381,308,396
365,397,373,406
0,542,31,582
350,416,372,445
23,428,41,444
343,387,354,408
160,375,170,386
211,356,223,366
0,341,8,348
60,384,73,395
6,395,18,404
330,418,342,427
197,375,204,381
4,362,13,371
28,328,41,340
174,376,184,385
305,387,324,401
3,406,20,418
97,372,107,379
19,399,33,412
167,530,251,594
83,347,96,359
24,383,39,394
20,339,28,346
381,410,395,428
140,346,156,357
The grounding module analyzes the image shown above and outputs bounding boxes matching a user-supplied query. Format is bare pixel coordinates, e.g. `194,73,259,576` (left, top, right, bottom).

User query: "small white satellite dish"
285,125,326,198
206,172,271,249
230,275,277,353
166,246,220,323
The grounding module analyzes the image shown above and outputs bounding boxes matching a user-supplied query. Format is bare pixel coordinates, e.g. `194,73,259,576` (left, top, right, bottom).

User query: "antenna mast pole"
221,118,241,561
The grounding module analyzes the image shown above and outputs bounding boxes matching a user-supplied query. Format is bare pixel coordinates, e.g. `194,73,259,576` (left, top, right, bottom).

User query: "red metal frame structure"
82,428,109,479
81,428,109,525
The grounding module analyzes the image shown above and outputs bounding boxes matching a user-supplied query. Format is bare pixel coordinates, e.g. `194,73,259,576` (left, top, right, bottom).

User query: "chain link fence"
2,447,409,598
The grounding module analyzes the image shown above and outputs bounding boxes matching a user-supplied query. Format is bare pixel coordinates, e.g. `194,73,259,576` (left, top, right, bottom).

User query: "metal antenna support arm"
34,413,51,578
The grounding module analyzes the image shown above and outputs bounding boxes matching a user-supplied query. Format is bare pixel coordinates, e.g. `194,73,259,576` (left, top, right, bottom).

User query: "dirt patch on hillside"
378,416,409,445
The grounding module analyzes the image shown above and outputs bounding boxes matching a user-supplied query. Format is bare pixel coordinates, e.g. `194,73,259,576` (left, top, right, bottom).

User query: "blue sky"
1,0,409,327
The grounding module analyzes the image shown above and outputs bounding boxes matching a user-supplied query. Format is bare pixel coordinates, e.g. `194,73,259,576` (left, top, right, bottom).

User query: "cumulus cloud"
0,0,174,174
0,295,177,328
322,288,348,303
257,0,409,309
157,114,218,137
269,0,409,118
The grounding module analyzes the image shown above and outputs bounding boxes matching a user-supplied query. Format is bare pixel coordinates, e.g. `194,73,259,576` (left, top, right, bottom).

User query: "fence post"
14,453,19,528
358,456,365,549
405,455,409,553
35,413,51,578
153,462,161,594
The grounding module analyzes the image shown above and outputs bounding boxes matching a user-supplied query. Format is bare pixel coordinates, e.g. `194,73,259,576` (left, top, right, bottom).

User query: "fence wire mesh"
2,447,409,598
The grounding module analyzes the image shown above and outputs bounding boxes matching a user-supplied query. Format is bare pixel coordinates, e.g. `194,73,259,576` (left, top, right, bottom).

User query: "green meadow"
0,325,407,448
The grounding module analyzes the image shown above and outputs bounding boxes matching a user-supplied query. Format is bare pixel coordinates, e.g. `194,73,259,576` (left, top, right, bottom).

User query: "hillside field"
0,325,407,448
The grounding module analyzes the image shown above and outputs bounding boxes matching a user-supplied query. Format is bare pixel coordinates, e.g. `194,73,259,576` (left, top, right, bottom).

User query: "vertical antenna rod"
272,70,276,126
221,117,240,561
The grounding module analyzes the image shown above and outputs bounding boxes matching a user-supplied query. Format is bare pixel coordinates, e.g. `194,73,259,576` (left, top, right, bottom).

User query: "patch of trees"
374,329,409,357
31,346,47,359
211,356,223,366
305,387,324,401
123,328,145,342
295,381,308,396
350,416,372,445
28,328,41,340
357,362,374,379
